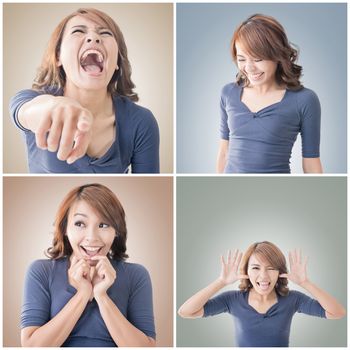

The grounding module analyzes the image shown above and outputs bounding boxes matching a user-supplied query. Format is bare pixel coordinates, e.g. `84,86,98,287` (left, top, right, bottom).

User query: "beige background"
3,3,173,173
3,176,173,346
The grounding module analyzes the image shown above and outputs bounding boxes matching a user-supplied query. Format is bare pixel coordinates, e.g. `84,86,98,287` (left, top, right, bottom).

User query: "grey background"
177,177,347,346
177,3,347,173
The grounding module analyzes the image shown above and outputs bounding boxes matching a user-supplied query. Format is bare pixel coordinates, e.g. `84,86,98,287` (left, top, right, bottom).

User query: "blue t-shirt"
203,290,326,347
9,89,159,173
21,258,156,347
220,83,321,173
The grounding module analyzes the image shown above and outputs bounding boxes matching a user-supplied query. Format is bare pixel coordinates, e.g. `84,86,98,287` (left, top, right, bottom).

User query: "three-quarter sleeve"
220,88,230,140
298,89,321,158
293,290,326,318
127,264,156,339
131,109,160,173
203,291,238,317
21,260,52,328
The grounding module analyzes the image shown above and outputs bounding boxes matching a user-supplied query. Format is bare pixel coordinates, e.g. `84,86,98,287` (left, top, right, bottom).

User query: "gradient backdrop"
4,3,173,173
177,177,346,346
177,3,347,173
4,177,173,347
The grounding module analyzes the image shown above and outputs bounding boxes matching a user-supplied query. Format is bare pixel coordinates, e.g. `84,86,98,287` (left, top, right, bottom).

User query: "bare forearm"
302,158,323,173
95,293,154,347
178,278,226,318
300,280,345,318
22,291,90,347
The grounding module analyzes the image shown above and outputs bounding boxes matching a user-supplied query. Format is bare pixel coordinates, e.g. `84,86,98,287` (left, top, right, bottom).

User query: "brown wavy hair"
239,241,289,296
46,183,128,261
33,8,138,101
231,14,303,90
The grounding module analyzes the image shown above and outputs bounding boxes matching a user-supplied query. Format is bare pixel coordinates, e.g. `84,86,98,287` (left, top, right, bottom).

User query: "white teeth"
81,49,104,62
83,246,101,252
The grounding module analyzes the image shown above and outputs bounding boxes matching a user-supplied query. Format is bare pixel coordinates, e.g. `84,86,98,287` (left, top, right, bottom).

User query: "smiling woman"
9,8,159,173
217,14,322,174
178,241,345,347
21,183,156,347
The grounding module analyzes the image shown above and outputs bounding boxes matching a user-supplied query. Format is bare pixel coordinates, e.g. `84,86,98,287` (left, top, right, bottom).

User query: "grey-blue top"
21,258,156,347
10,89,159,173
220,83,321,173
204,290,326,347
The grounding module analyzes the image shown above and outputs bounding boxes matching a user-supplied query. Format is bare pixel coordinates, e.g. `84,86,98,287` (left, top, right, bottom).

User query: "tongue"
84,65,101,73
85,249,99,257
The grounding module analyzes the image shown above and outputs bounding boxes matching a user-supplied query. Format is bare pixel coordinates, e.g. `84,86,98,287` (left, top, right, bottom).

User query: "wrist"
94,291,109,303
76,289,91,302
299,278,311,288
216,277,229,288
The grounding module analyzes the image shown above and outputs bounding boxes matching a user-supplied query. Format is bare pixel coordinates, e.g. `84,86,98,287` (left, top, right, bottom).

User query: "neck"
250,288,277,303
64,84,113,118
249,80,281,94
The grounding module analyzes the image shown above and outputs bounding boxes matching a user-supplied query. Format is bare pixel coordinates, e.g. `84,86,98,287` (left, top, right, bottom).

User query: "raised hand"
90,256,117,298
219,249,248,286
280,249,308,286
68,256,93,299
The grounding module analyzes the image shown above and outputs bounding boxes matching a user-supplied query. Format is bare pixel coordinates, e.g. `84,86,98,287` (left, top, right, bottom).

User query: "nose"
245,61,256,72
85,226,100,241
259,269,268,278
86,32,101,44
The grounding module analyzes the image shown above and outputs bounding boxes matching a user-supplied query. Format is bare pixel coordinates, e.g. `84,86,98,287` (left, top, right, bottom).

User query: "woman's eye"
100,31,113,36
99,223,110,228
254,59,262,62
72,29,84,34
238,59,245,62
252,267,259,270
74,221,85,228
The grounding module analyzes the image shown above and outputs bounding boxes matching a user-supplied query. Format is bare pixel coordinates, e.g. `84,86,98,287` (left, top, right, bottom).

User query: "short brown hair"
239,241,289,296
33,8,138,101
46,183,128,261
231,14,302,90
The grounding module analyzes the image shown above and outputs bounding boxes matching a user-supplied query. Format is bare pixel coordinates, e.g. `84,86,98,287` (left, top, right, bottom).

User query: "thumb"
279,273,289,278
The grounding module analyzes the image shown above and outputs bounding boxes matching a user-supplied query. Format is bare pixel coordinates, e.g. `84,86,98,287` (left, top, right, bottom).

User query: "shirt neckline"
245,289,280,316
239,85,289,115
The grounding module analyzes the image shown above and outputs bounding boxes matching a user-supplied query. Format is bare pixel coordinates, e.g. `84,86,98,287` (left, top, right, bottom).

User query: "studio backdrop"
177,3,347,173
4,176,173,347
177,176,346,346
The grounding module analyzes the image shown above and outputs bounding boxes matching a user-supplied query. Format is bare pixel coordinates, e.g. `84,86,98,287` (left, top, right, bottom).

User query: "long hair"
33,8,138,101
239,241,289,296
46,183,128,261
231,14,302,90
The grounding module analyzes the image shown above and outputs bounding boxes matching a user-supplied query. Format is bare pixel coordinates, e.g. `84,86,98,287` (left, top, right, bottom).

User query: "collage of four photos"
2,1,348,347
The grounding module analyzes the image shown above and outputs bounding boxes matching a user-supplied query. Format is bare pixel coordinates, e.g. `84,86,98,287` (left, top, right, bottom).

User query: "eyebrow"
73,213,88,218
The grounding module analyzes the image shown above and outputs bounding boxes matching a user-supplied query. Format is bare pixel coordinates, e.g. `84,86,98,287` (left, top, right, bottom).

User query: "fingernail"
67,157,76,164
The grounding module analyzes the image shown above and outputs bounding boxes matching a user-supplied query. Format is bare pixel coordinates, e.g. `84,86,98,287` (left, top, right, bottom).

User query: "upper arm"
299,89,321,158
219,90,229,140
21,260,51,329
131,110,160,173
127,265,156,339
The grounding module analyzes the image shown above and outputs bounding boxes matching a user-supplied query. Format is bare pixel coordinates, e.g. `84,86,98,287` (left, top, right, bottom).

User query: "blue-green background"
177,3,347,173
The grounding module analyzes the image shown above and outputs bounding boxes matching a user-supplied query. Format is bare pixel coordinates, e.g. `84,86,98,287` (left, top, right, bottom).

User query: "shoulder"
116,261,151,283
281,290,308,303
221,82,240,97
25,259,57,286
116,96,157,123
215,290,245,302
290,87,320,109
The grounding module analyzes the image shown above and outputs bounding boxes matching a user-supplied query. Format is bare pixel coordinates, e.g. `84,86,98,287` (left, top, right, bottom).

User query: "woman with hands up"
178,241,345,347
21,183,156,347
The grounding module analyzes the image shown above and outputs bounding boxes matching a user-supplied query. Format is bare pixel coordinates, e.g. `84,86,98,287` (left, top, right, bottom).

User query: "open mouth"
80,49,104,74
249,72,264,80
80,245,103,257
257,281,271,290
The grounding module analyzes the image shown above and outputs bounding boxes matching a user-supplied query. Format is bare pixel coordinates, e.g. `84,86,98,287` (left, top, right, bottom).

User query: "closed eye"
72,29,84,34
100,31,113,36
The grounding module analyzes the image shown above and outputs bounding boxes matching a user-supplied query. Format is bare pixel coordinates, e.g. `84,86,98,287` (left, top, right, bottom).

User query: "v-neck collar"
239,85,288,115
245,290,280,316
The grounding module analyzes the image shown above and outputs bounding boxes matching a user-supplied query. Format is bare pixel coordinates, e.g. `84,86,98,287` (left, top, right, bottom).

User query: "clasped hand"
68,255,116,300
